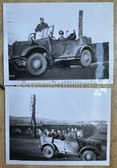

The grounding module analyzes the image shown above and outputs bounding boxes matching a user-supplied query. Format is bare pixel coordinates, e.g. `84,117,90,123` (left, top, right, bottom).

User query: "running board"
54,57,80,62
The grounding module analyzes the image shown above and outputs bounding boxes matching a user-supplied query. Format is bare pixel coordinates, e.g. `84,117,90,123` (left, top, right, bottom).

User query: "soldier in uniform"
35,17,49,32
58,30,65,40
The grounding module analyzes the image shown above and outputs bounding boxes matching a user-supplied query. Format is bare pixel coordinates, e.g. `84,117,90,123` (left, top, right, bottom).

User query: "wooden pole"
78,10,83,39
31,95,36,137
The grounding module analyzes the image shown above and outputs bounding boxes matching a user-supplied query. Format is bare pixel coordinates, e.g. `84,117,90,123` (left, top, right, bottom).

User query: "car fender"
41,142,57,152
78,146,101,156
76,45,94,57
21,45,52,61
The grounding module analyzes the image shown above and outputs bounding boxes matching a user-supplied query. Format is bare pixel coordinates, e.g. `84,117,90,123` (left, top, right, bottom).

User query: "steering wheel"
51,36,56,40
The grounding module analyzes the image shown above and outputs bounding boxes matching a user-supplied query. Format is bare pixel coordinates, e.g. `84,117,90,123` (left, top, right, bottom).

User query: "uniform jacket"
35,22,49,32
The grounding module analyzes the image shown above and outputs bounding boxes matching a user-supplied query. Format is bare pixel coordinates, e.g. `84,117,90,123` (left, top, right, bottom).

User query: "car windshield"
38,25,54,39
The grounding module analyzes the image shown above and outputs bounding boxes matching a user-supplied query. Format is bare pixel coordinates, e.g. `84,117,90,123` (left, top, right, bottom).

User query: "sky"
7,87,111,122
4,2,113,44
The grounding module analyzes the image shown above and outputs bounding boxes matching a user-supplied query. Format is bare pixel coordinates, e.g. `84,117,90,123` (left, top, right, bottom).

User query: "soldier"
58,30,64,40
76,129,84,141
71,128,74,132
43,128,49,136
61,130,66,140
50,129,57,138
56,130,62,139
36,128,42,138
67,127,70,133
35,17,49,33
67,29,76,40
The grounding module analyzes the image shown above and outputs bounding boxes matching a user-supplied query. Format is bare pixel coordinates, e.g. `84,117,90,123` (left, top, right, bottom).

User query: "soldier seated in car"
35,17,49,32
58,30,65,40
67,29,76,40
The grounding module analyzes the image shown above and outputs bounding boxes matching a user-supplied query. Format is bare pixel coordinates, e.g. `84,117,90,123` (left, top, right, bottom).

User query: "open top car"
39,131,102,161
9,11,95,76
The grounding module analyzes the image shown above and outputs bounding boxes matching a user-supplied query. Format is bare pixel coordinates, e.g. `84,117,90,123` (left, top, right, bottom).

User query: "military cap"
40,17,44,21
58,30,64,35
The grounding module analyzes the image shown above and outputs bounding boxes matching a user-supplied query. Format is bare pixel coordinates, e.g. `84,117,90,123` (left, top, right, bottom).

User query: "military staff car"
39,131,102,161
8,11,95,76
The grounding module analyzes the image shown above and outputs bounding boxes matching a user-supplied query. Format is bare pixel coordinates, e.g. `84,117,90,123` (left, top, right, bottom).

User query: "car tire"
43,145,55,159
82,150,96,161
26,53,47,76
80,49,92,67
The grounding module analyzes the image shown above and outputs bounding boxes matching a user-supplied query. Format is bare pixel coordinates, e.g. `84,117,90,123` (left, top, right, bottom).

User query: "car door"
65,132,80,154
54,139,65,153
63,40,79,57
51,39,67,58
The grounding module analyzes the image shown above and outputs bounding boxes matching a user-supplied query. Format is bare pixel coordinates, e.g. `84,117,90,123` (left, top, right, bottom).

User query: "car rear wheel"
43,145,55,158
26,53,47,76
80,50,92,67
82,150,96,161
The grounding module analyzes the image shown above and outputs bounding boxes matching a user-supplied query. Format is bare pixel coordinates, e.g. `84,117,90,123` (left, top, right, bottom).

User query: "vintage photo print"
3,2,113,85
5,87,111,165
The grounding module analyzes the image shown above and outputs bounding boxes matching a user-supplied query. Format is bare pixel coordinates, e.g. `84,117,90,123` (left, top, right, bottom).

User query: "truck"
8,10,108,77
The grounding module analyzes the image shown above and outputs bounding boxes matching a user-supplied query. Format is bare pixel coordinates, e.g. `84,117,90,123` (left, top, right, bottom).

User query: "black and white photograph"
3,2,113,85
5,87,111,165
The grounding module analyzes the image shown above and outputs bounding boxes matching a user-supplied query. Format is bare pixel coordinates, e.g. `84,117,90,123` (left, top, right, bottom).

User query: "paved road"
10,136,106,161
9,62,109,81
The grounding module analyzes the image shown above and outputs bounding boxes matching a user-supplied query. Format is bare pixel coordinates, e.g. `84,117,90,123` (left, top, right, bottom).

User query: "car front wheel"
80,50,92,67
43,145,55,159
82,150,96,161
26,53,47,76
